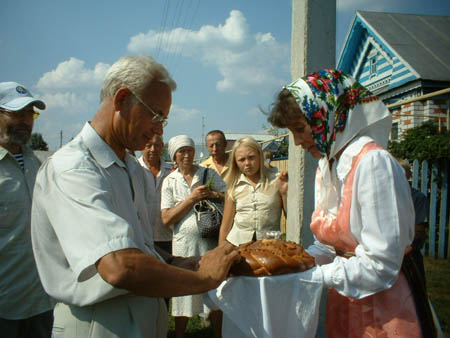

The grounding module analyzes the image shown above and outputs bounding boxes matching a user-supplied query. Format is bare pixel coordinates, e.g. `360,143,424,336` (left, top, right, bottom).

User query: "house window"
391,122,399,140
370,56,377,77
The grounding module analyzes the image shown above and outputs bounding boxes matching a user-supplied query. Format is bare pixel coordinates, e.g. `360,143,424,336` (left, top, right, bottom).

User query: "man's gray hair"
100,55,177,102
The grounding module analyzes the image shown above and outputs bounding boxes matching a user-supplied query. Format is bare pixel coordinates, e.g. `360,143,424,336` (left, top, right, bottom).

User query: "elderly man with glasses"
31,55,239,338
0,82,53,338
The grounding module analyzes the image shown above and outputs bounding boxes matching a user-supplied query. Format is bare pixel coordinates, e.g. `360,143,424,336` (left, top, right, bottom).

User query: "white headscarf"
168,135,195,162
285,69,392,212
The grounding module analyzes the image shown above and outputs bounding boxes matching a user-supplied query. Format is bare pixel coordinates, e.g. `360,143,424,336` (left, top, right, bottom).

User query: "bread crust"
230,239,315,276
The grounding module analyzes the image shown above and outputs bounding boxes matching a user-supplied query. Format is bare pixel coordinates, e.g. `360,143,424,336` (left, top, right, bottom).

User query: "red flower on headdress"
326,69,342,80
307,73,330,93
343,88,360,107
310,107,327,135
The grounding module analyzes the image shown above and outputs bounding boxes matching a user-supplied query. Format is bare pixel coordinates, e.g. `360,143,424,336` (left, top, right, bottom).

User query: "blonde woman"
219,137,288,246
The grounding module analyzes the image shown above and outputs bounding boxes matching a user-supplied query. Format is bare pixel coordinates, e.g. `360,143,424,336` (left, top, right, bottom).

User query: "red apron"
310,142,422,338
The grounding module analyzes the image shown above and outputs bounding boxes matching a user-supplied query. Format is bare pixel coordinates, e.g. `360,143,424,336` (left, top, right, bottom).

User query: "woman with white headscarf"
268,69,436,337
161,135,226,338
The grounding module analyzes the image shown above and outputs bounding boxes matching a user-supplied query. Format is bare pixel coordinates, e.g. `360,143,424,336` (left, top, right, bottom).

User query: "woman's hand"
190,185,210,202
277,171,288,196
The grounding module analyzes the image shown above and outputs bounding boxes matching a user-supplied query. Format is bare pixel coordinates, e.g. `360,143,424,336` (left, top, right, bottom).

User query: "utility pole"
289,0,336,246
59,130,63,149
290,2,336,336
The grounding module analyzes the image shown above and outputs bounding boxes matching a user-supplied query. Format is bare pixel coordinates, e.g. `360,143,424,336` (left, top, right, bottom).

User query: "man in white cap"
31,56,238,338
0,82,53,338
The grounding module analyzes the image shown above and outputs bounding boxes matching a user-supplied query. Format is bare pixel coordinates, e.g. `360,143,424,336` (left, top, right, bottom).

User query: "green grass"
166,257,450,337
167,315,213,338
424,256,450,336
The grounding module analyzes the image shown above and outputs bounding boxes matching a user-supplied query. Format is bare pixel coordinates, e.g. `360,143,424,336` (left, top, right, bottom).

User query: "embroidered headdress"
284,69,392,211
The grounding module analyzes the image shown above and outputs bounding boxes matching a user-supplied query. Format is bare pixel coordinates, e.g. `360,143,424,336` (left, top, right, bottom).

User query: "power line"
161,0,183,65
156,0,170,60
171,0,201,77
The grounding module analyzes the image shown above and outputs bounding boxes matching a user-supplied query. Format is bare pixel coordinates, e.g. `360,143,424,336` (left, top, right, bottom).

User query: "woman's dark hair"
267,88,303,128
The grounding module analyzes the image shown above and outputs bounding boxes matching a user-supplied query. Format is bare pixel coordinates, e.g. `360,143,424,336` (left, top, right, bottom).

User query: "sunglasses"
130,91,168,127
0,108,40,120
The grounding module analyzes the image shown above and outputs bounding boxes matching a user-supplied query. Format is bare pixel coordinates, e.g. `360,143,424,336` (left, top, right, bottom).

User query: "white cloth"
307,136,415,299
31,123,166,337
167,134,195,162
226,172,282,246
0,145,52,320
161,165,226,317
208,267,323,338
137,157,173,242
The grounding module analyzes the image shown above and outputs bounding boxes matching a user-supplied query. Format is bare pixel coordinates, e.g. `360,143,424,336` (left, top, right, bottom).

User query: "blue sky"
1,0,449,151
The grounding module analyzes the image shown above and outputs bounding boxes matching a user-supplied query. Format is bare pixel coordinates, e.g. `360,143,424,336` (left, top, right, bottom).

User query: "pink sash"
311,142,422,337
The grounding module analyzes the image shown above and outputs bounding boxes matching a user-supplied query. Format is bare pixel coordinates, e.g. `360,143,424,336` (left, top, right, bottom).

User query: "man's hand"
171,256,200,271
197,242,240,288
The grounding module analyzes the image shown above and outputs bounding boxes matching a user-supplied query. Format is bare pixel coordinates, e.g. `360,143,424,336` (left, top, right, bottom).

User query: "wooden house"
337,11,450,139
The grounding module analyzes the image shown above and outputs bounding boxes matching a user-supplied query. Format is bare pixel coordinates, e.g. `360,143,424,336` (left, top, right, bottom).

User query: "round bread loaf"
230,239,315,276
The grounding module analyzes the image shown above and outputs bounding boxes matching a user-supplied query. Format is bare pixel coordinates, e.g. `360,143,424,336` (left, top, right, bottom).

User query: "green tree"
30,133,49,151
388,121,450,162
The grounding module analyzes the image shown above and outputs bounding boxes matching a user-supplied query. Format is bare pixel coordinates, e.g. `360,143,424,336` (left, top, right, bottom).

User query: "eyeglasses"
130,91,168,127
0,108,40,120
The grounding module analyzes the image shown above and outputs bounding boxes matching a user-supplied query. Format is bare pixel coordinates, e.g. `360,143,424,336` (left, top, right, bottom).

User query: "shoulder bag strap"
202,167,209,185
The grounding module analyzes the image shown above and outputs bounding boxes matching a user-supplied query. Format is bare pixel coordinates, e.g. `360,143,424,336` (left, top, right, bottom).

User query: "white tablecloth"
208,266,323,338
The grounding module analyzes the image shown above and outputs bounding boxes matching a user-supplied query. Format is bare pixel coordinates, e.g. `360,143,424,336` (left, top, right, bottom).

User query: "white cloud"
36,57,109,92
169,104,200,122
37,91,98,116
127,10,289,94
32,58,111,150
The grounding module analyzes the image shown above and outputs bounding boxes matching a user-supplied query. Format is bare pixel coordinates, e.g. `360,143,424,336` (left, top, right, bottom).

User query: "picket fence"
411,159,449,259
272,159,449,259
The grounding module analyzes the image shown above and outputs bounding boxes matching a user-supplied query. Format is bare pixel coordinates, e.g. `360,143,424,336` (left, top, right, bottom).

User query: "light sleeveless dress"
311,142,422,338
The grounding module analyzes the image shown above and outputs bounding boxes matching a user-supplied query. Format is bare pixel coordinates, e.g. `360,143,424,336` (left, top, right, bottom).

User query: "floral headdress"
285,69,392,212
285,69,390,160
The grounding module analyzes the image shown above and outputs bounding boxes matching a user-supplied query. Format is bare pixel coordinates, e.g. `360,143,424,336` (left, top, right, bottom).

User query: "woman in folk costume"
267,69,436,337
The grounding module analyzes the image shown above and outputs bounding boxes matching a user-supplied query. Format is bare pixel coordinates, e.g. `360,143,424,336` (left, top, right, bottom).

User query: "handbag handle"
201,168,209,185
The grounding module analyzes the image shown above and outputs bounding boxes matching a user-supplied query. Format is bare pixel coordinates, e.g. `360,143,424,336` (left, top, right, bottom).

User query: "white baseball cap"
0,82,46,111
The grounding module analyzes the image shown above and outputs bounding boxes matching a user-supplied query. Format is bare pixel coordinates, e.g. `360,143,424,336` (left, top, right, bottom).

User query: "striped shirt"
13,152,24,169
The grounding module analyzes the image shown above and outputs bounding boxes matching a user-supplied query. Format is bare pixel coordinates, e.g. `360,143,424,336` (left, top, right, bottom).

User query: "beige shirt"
226,172,282,246
31,123,166,337
0,145,52,319
200,155,230,178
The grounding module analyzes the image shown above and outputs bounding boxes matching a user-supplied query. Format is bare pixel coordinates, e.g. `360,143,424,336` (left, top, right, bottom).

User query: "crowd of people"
0,55,438,338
